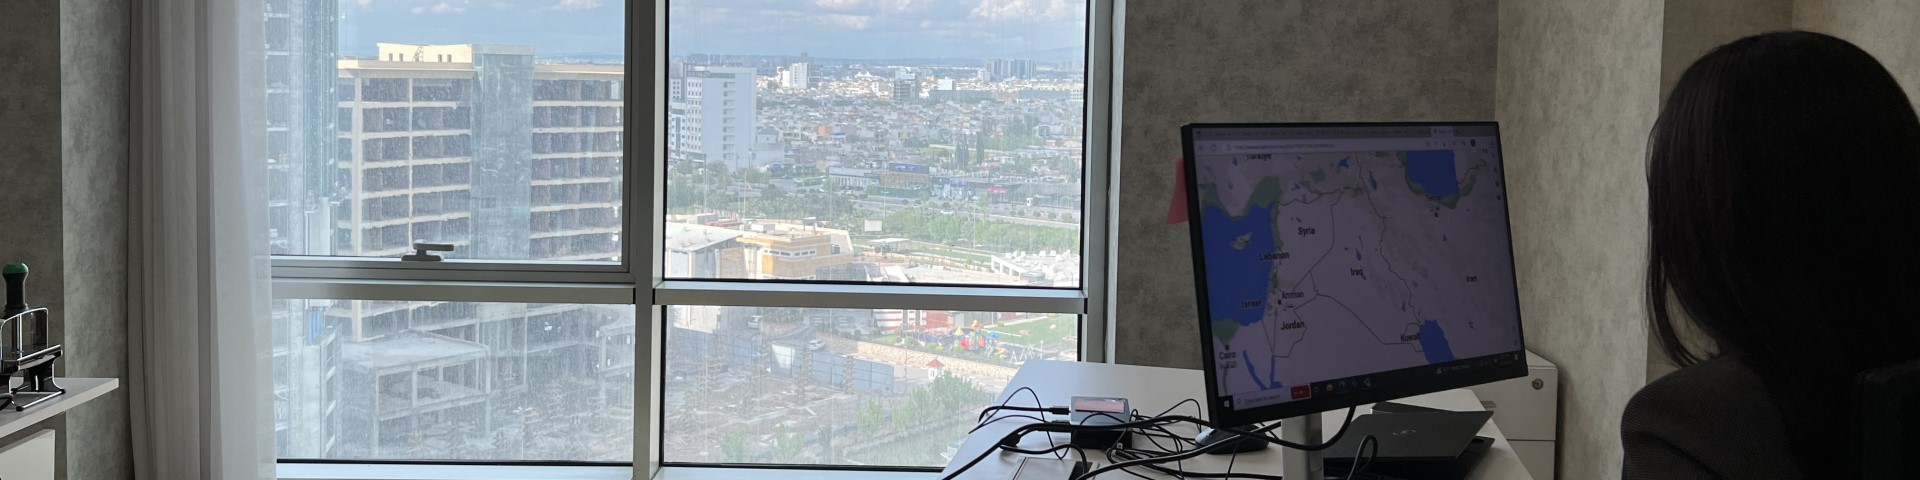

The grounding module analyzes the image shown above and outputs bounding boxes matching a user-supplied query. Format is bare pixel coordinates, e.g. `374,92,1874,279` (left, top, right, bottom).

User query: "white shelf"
0,378,120,439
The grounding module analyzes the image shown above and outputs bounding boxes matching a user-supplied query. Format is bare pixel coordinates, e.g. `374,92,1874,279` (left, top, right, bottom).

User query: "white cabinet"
0,429,56,480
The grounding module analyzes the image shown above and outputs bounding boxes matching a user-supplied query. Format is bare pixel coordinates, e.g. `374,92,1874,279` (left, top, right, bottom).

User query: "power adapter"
1068,396,1130,449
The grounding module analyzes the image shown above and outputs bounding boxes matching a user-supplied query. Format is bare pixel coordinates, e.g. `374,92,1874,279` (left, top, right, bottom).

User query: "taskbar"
1227,350,1526,412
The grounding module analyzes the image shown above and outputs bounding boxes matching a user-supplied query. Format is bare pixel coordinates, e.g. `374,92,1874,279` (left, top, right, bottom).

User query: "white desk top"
0,378,120,439
942,361,1531,480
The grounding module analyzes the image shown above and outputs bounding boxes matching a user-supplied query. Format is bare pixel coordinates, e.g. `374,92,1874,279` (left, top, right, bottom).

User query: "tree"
928,371,988,410
856,399,886,439
721,430,752,463
772,425,805,463
890,399,914,431
737,167,772,185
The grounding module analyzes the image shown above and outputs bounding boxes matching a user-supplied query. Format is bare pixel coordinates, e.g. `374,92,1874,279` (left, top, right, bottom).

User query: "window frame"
269,0,1121,476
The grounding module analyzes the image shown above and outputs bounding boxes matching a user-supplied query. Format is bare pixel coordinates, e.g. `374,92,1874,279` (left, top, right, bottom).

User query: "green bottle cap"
3,264,24,275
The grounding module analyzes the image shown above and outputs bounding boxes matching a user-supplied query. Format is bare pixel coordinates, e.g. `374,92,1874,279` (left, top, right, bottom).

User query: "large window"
265,0,633,465
654,0,1099,469
663,307,1078,466
268,0,1112,474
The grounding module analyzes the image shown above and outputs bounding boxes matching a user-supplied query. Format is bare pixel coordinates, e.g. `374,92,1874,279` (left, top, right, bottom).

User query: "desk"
0,378,121,480
942,361,1531,480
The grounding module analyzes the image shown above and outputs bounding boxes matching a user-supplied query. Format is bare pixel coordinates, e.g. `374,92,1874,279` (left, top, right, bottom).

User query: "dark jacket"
1621,355,1803,479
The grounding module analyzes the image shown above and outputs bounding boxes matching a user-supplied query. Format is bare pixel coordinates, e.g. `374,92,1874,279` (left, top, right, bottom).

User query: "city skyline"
339,0,1085,60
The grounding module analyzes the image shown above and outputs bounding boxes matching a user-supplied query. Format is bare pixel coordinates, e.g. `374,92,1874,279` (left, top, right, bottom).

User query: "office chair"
1857,359,1920,478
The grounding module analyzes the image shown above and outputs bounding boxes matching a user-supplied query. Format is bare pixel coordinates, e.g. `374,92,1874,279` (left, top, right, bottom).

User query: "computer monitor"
1182,122,1528,430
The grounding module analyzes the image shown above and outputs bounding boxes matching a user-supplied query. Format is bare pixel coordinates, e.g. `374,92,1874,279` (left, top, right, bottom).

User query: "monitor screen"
1182,122,1527,427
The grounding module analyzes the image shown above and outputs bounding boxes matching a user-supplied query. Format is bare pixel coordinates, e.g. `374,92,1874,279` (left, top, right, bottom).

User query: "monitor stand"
1281,414,1325,480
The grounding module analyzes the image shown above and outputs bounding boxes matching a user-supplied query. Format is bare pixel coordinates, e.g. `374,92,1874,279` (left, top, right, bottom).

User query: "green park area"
984,314,1078,351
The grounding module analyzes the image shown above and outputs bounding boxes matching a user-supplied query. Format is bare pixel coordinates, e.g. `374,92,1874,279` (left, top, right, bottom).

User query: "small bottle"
3,263,28,319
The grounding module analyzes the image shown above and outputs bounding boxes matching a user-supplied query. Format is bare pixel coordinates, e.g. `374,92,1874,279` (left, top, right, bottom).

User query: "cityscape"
267,0,1087,467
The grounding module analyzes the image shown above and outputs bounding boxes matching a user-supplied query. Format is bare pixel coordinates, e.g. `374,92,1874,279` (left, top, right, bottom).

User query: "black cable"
1140,398,1203,422
1104,447,1286,480
938,431,1080,480
1015,411,1351,451
956,403,1362,480
1000,443,1077,457
968,386,1067,460
1343,434,1379,480
1132,428,1196,452
969,413,1048,434
1007,386,1043,410
1226,442,1239,480
1101,447,1163,480
976,405,1062,423
1068,407,1361,480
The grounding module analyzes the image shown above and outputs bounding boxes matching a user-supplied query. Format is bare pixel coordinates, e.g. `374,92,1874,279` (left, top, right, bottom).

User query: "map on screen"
1191,134,1524,410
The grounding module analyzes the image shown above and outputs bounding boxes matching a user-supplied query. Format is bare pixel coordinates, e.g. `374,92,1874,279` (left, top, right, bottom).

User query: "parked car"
807,339,826,351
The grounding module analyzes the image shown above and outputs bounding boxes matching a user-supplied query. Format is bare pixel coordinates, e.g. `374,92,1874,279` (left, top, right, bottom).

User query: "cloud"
817,13,872,29
355,0,375,7
970,0,1083,22
410,1,468,14
813,0,926,13
664,0,1085,57
553,0,603,11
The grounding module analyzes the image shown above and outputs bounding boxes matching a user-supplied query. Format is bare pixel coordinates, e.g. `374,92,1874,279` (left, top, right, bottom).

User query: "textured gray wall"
1647,0,1791,381
1795,0,1920,102
1662,0,1793,98
0,0,130,479
1114,0,1498,369
0,0,71,470
61,0,133,478
1496,1,1662,479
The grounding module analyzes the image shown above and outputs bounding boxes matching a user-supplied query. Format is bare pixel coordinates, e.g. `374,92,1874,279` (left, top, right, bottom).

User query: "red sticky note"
1167,156,1189,224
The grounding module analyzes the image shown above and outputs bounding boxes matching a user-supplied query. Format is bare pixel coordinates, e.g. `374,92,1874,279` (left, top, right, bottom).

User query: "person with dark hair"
1627,30,1920,479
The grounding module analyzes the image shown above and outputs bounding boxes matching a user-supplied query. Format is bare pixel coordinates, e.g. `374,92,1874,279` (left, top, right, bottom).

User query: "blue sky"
341,0,1086,59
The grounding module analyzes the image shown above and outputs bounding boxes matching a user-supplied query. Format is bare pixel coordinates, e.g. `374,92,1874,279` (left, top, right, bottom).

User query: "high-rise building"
892,71,920,102
334,44,622,260
778,61,810,90
986,59,1037,81
265,0,346,459
669,66,758,169
273,43,635,460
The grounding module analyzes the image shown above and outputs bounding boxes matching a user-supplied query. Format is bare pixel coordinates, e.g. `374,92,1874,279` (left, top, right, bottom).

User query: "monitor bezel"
1180,121,1529,429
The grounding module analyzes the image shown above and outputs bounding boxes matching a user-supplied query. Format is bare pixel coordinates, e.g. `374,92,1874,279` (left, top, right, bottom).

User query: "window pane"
266,0,624,262
664,1,1088,287
273,299,635,462
664,306,1079,466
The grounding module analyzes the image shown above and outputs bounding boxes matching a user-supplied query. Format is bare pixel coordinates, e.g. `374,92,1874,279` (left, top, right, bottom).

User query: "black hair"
1648,30,1920,473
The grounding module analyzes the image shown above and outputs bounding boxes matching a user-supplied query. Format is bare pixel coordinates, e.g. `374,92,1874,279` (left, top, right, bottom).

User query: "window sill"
278,464,632,480
658,467,936,480
277,464,937,480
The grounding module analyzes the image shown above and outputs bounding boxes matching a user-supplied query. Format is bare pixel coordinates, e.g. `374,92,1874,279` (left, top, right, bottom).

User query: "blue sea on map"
1419,320,1456,363
1406,151,1460,196
1202,202,1274,328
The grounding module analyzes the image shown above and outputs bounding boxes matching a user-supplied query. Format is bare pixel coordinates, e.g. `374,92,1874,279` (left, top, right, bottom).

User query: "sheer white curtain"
129,0,275,478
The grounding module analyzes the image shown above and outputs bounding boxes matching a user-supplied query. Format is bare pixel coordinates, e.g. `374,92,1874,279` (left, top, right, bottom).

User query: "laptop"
1323,411,1495,480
